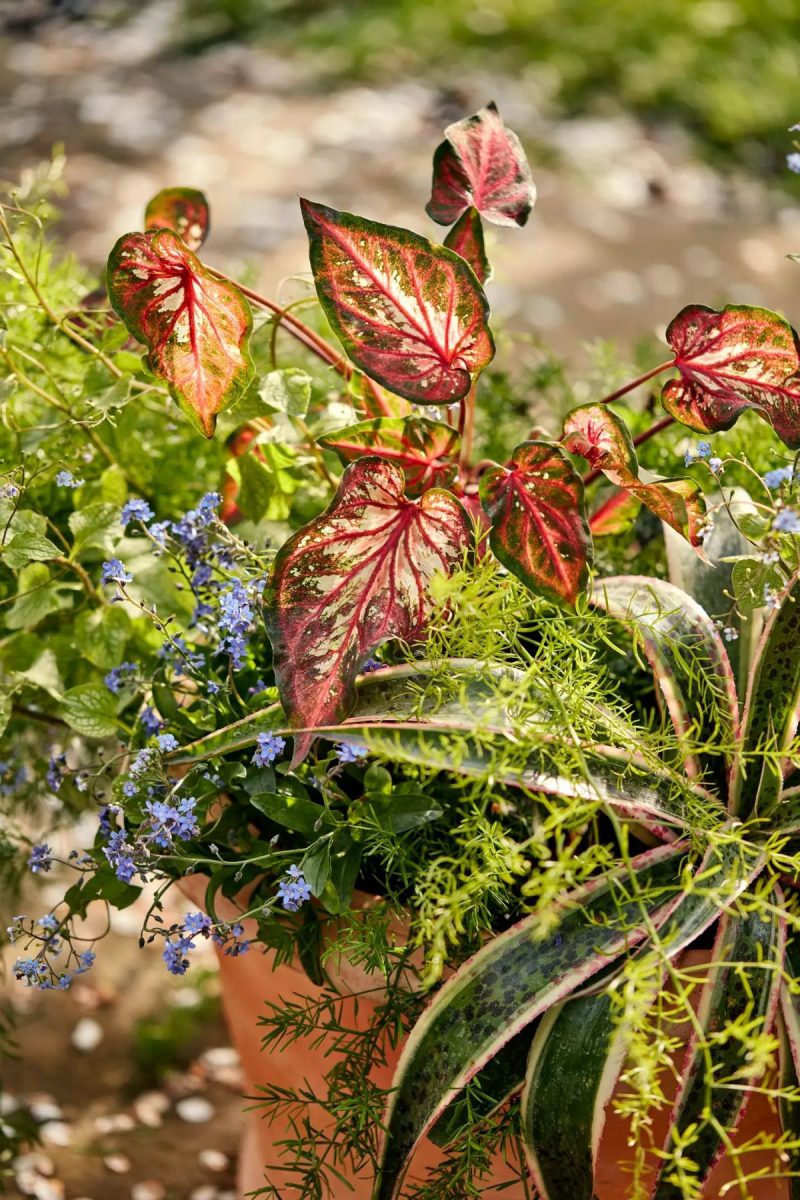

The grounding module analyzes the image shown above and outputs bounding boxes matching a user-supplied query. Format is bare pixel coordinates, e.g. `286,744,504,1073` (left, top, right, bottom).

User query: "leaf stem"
459,383,478,479
53,555,104,604
596,359,675,406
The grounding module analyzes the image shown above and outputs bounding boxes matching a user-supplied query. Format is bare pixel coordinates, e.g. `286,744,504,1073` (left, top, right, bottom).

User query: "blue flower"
183,911,212,937
27,843,52,874
55,470,84,488
683,450,694,468
696,441,712,459
163,936,194,976
252,732,286,767
787,153,800,174
104,662,137,694
14,957,48,986
144,796,199,848
140,707,162,736
708,457,722,473
101,559,133,586
765,466,794,489
361,657,384,673
156,733,179,753
47,752,66,793
336,742,368,764
121,499,155,525
218,579,254,669
129,748,153,777
38,914,59,932
149,521,170,546
205,681,221,696
103,830,138,884
276,865,312,912
774,509,800,534
76,950,96,974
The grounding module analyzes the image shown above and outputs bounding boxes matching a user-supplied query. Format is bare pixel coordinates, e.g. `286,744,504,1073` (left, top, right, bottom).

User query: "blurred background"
1,1,799,1197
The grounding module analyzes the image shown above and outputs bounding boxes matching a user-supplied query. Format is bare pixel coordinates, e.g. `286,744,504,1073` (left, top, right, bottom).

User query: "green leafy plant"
6,105,800,1200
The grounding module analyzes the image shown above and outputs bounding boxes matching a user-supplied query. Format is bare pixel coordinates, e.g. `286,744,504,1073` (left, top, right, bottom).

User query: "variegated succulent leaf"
144,187,210,251
732,572,800,818
563,403,707,553
263,459,471,765
106,229,254,437
592,576,739,792
479,440,592,607
654,901,785,1199
522,990,632,1200
301,199,494,405
442,206,491,284
426,102,536,227
318,416,459,496
662,304,800,449
373,843,687,1200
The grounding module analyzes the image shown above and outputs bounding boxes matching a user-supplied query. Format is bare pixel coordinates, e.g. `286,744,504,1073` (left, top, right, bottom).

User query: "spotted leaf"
300,199,494,406
106,229,254,438
264,457,470,765
426,102,536,228
318,416,459,496
144,187,210,252
662,304,800,448
479,441,591,607
443,206,491,284
562,403,707,553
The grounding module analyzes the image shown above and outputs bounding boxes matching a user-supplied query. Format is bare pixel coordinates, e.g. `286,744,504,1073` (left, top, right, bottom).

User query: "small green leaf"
731,557,778,615
249,792,332,836
259,368,312,418
235,452,274,523
371,793,443,833
69,502,120,555
2,531,60,569
58,683,119,738
327,832,362,913
75,606,132,670
301,839,332,896
6,564,72,631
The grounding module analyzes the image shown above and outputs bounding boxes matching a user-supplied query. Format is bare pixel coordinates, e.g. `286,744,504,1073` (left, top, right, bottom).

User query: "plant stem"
459,383,477,478
53,555,104,604
596,359,674,406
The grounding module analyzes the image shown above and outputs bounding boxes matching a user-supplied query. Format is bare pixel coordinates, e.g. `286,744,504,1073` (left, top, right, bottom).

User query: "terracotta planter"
179,877,788,1198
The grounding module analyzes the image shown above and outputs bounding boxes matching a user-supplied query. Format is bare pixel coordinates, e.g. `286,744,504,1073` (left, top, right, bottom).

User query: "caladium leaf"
373,842,690,1200
263,459,471,765
106,229,254,437
592,576,739,791
300,199,494,405
563,403,707,553
661,304,800,449
144,187,210,251
426,102,536,228
654,901,785,1200
731,573,800,819
443,206,491,284
479,441,591,607
522,991,633,1200
318,416,459,496
589,488,641,537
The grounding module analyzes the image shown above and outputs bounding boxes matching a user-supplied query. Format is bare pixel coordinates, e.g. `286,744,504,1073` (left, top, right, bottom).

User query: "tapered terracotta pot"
180,877,787,1198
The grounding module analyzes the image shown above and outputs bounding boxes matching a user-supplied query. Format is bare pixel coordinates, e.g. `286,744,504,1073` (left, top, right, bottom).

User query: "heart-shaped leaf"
426,102,536,228
144,187,210,251
318,416,459,496
106,229,254,437
300,199,494,406
661,304,800,448
443,206,491,284
562,403,707,552
264,458,470,765
479,441,591,606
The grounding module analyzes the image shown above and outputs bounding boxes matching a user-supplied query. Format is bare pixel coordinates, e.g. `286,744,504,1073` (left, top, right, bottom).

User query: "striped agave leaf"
592,576,739,792
731,573,800,819
521,990,633,1200
779,1004,800,1200
372,843,689,1200
653,898,785,1199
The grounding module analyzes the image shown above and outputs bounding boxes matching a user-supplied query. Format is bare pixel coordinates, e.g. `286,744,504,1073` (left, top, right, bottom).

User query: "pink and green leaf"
589,488,641,537
592,576,739,790
522,990,633,1200
661,304,800,449
731,572,800,818
263,459,471,765
443,206,491,284
426,102,536,228
373,842,687,1200
106,229,254,437
562,403,707,553
144,187,210,251
654,902,785,1200
300,199,494,406
479,441,591,607
318,416,459,496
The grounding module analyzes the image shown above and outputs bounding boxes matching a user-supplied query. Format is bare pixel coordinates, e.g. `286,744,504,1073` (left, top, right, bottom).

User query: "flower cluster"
104,661,137,693
252,732,286,767
276,865,312,912
10,914,96,991
55,469,84,488
218,578,257,668
121,498,155,525
101,558,132,587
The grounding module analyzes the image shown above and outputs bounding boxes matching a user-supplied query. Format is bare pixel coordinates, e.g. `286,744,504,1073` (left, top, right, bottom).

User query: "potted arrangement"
5,106,800,1199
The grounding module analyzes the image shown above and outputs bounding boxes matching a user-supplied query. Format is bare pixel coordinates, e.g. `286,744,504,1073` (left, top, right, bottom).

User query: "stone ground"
3,4,800,1198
